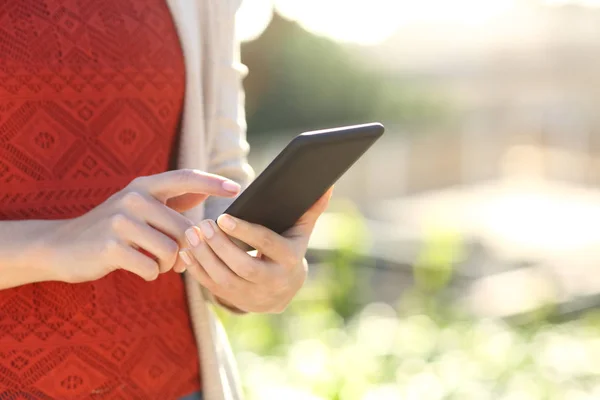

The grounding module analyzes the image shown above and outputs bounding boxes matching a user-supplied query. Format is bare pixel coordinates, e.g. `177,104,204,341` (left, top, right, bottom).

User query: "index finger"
131,169,241,202
216,214,296,264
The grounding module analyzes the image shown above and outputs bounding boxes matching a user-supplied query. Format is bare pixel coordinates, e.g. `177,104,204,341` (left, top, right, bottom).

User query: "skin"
0,168,331,315
0,169,240,289
180,187,333,313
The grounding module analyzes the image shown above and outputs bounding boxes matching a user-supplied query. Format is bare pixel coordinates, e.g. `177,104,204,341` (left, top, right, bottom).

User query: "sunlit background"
219,1,600,399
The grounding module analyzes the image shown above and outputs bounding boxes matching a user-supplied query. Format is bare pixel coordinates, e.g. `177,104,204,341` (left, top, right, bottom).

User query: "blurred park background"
220,1,600,399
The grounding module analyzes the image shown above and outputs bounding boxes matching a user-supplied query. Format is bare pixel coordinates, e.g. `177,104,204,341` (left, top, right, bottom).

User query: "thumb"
131,169,240,202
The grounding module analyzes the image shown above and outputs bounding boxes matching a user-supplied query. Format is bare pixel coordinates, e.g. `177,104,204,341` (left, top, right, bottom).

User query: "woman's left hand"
181,188,333,313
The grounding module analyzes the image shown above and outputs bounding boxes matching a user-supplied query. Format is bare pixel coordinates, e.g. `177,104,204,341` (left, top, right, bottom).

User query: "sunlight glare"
235,0,273,42
274,0,400,45
544,0,600,6
238,0,521,45
274,0,518,45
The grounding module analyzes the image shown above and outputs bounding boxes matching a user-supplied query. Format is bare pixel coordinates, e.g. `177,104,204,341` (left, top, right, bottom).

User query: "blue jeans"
180,392,202,400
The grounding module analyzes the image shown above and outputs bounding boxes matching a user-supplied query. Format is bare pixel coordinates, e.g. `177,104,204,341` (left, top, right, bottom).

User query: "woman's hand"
181,188,333,313
37,170,240,284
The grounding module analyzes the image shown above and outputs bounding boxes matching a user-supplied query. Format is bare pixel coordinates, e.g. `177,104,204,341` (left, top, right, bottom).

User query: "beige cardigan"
166,1,254,399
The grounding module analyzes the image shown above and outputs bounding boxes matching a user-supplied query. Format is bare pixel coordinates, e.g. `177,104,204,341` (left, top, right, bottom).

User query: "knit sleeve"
203,2,255,222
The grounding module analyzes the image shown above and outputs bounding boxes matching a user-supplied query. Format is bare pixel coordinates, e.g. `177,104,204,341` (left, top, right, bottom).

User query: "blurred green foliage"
229,13,600,400
220,200,600,400
413,227,463,293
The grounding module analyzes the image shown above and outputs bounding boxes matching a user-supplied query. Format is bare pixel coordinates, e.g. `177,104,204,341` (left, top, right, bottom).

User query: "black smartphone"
221,123,384,242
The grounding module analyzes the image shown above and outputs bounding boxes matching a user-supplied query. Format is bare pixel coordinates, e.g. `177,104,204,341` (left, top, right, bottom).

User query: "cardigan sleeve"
203,2,255,222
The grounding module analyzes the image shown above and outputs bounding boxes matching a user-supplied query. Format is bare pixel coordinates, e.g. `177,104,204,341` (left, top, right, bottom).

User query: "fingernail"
185,227,201,247
218,214,236,231
222,180,241,193
179,250,192,266
200,220,215,239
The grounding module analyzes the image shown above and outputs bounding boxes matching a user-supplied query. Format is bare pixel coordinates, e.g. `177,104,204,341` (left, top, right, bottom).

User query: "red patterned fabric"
0,1,202,399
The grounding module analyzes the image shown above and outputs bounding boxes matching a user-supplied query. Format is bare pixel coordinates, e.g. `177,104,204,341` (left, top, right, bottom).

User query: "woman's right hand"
36,169,240,284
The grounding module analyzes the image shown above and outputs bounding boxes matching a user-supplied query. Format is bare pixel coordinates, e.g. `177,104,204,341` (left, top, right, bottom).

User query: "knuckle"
148,259,160,272
142,259,160,281
284,253,299,270
174,169,196,185
144,269,159,282
129,175,148,188
280,245,299,269
237,264,257,281
101,238,121,259
257,230,274,250
150,240,179,272
120,191,146,210
161,243,180,267
165,240,180,258
179,215,195,230
156,236,179,258
109,213,130,232
176,217,195,235
157,263,171,274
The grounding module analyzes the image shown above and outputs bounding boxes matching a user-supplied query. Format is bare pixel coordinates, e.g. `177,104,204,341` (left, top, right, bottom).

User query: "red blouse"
0,1,201,399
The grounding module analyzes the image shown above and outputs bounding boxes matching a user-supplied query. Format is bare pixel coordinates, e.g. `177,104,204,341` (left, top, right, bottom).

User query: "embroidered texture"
0,1,201,398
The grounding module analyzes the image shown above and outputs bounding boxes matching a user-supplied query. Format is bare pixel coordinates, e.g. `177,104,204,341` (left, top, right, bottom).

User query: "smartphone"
221,123,384,243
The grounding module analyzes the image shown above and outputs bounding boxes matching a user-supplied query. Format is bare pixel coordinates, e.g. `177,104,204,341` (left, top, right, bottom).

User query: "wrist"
19,220,67,283
0,219,66,289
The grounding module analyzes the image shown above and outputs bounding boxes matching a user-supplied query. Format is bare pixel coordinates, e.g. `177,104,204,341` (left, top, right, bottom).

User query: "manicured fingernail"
222,180,241,193
185,227,201,247
218,214,236,231
200,220,215,239
179,250,192,266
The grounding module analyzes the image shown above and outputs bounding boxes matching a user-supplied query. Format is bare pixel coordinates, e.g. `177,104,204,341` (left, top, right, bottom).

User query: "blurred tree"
241,12,448,136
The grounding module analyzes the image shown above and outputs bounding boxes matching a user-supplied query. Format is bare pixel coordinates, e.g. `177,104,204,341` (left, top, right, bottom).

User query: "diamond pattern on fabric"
0,1,201,398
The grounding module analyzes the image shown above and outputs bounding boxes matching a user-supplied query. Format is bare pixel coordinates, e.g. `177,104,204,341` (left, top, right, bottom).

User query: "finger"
172,257,188,273
185,225,251,288
179,249,221,293
216,215,296,269
180,254,243,311
198,219,269,281
112,214,179,273
121,192,194,247
111,241,160,281
131,169,241,202
173,264,185,273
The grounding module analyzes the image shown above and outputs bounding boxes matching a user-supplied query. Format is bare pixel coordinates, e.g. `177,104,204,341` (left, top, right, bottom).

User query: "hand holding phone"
180,122,384,313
